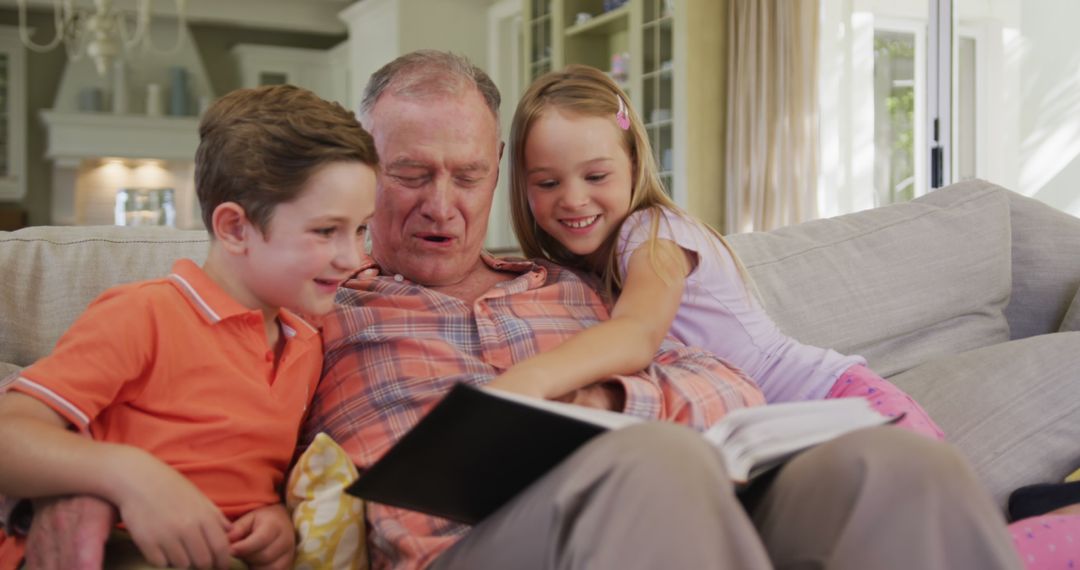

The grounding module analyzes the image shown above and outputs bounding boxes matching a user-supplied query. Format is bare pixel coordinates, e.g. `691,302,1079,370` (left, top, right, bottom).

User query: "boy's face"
243,161,377,317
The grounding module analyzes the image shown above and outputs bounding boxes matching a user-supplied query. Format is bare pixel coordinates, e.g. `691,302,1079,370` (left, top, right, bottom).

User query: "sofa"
2,178,1079,511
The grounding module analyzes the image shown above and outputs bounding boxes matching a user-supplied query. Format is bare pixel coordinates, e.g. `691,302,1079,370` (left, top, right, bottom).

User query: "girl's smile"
560,214,602,231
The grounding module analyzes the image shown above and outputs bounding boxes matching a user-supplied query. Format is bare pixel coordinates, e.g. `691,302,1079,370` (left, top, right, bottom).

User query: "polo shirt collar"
167,259,318,340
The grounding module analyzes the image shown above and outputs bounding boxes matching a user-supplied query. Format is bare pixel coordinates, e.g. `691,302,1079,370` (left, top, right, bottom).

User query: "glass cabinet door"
0,26,26,202
640,0,674,193
527,0,553,81
0,52,9,181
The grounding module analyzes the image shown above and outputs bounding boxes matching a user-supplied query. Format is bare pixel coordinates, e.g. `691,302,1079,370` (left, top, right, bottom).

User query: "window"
873,29,919,205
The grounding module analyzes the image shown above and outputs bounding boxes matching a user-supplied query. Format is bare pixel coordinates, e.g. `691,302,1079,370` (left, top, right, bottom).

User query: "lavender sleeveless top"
617,207,864,402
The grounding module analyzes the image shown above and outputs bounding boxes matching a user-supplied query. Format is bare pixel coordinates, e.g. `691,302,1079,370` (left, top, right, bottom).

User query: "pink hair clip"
616,96,630,130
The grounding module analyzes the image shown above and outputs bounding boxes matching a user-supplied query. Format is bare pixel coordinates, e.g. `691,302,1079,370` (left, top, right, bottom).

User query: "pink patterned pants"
827,364,1078,568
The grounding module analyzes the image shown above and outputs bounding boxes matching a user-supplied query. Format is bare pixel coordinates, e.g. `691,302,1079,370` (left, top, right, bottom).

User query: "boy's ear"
211,202,252,254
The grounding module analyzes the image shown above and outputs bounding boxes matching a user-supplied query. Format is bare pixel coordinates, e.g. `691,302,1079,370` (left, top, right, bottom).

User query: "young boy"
0,84,377,569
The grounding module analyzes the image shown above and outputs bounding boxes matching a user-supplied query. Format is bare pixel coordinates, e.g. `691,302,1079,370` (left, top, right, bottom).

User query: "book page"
702,398,890,482
703,398,875,446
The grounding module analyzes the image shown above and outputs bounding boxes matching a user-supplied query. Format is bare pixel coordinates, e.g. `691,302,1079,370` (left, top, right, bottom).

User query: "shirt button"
394,274,404,282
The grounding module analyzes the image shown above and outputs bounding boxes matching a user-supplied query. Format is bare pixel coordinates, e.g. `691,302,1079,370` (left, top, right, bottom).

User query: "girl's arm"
0,392,233,569
488,239,692,400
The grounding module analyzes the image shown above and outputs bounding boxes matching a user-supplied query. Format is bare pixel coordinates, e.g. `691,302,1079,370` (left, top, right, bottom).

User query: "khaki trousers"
432,423,1021,570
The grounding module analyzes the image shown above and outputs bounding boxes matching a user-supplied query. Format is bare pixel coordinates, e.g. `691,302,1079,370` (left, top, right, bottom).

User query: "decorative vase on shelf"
79,87,104,112
146,83,163,117
169,66,189,117
111,60,129,114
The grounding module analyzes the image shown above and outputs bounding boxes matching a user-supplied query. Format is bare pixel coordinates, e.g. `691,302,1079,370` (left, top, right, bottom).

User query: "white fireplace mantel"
40,110,201,227
41,111,200,165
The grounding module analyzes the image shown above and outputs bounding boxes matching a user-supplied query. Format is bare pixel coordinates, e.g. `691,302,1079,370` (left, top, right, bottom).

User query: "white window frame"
954,24,984,181
927,0,952,189
874,16,929,201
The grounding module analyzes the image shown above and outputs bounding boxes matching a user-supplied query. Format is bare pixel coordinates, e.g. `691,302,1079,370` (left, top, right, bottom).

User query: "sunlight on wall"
1015,0,1080,217
818,4,879,217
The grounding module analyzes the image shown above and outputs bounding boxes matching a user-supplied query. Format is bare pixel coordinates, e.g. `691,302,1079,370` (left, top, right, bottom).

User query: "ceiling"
1,0,356,35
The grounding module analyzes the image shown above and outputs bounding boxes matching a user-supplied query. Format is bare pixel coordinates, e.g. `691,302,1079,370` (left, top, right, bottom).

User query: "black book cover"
345,383,609,525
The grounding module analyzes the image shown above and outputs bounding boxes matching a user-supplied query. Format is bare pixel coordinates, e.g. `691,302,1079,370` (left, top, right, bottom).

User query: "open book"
346,383,896,525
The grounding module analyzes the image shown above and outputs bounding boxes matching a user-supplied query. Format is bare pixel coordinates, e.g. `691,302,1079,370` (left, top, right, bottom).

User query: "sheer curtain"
724,0,820,233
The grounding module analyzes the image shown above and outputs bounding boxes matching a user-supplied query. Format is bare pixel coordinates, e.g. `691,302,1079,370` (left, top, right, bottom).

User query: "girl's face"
524,108,634,263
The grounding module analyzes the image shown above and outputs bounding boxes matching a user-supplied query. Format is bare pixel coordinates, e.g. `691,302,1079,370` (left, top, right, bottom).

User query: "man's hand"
558,382,626,412
228,503,295,570
24,495,116,570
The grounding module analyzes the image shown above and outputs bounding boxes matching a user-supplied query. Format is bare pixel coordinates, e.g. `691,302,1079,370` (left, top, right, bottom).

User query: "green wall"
188,23,344,97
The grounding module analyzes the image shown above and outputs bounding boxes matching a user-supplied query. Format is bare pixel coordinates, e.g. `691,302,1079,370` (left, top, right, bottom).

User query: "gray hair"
358,50,501,125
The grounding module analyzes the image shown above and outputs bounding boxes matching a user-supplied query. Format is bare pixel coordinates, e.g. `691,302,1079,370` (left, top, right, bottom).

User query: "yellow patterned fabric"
1066,467,1080,483
286,433,368,570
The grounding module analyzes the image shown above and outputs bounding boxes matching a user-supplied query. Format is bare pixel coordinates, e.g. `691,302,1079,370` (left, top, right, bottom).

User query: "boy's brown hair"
195,84,378,234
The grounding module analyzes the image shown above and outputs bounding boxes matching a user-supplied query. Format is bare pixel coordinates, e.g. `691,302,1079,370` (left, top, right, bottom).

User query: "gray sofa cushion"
1058,286,1080,333
728,183,1012,378
996,188,1080,338
889,332,1080,508
0,225,209,367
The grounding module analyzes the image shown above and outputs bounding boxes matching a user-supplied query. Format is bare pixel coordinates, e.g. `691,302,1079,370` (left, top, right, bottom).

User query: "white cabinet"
0,26,27,201
232,43,350,108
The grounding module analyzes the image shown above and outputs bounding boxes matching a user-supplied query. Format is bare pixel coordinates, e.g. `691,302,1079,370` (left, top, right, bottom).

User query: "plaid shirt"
303,255,765,570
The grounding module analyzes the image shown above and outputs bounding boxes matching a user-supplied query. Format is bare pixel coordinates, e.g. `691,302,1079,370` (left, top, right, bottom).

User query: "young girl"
490,64,942,439
492,64,1076,570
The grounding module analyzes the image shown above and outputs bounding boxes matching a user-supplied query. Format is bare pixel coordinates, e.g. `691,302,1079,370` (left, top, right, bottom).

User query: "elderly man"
303,50,1020,570
14,51,1019,570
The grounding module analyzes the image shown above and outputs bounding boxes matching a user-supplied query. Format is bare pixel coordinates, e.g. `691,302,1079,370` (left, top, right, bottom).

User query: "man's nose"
420,177,456,222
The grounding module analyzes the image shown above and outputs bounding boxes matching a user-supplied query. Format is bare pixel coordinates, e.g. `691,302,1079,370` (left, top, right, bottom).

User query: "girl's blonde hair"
509,64,752,299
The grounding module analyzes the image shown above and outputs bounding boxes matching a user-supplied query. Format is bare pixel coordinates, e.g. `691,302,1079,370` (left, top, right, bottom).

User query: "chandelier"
17,0,188,76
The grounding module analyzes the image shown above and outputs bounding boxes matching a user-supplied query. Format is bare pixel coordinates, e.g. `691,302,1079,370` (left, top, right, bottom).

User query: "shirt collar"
167,259,318,339
353,252,549,290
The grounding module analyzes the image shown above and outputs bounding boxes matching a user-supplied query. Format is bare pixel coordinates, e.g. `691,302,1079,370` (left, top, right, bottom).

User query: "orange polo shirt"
10,259,323,519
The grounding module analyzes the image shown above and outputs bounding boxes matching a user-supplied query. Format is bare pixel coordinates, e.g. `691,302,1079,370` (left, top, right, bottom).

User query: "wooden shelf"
565,4,630,37
642,15,674,30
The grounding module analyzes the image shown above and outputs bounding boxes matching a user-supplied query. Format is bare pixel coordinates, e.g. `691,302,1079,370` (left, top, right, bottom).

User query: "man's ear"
211,202,252,254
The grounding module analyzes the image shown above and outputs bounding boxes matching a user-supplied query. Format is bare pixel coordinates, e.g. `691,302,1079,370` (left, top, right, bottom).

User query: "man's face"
365,88,501,287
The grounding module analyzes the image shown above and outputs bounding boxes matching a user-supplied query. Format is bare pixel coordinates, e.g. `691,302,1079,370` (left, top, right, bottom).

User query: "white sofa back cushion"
728,182,1012,378
0,225,209,367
